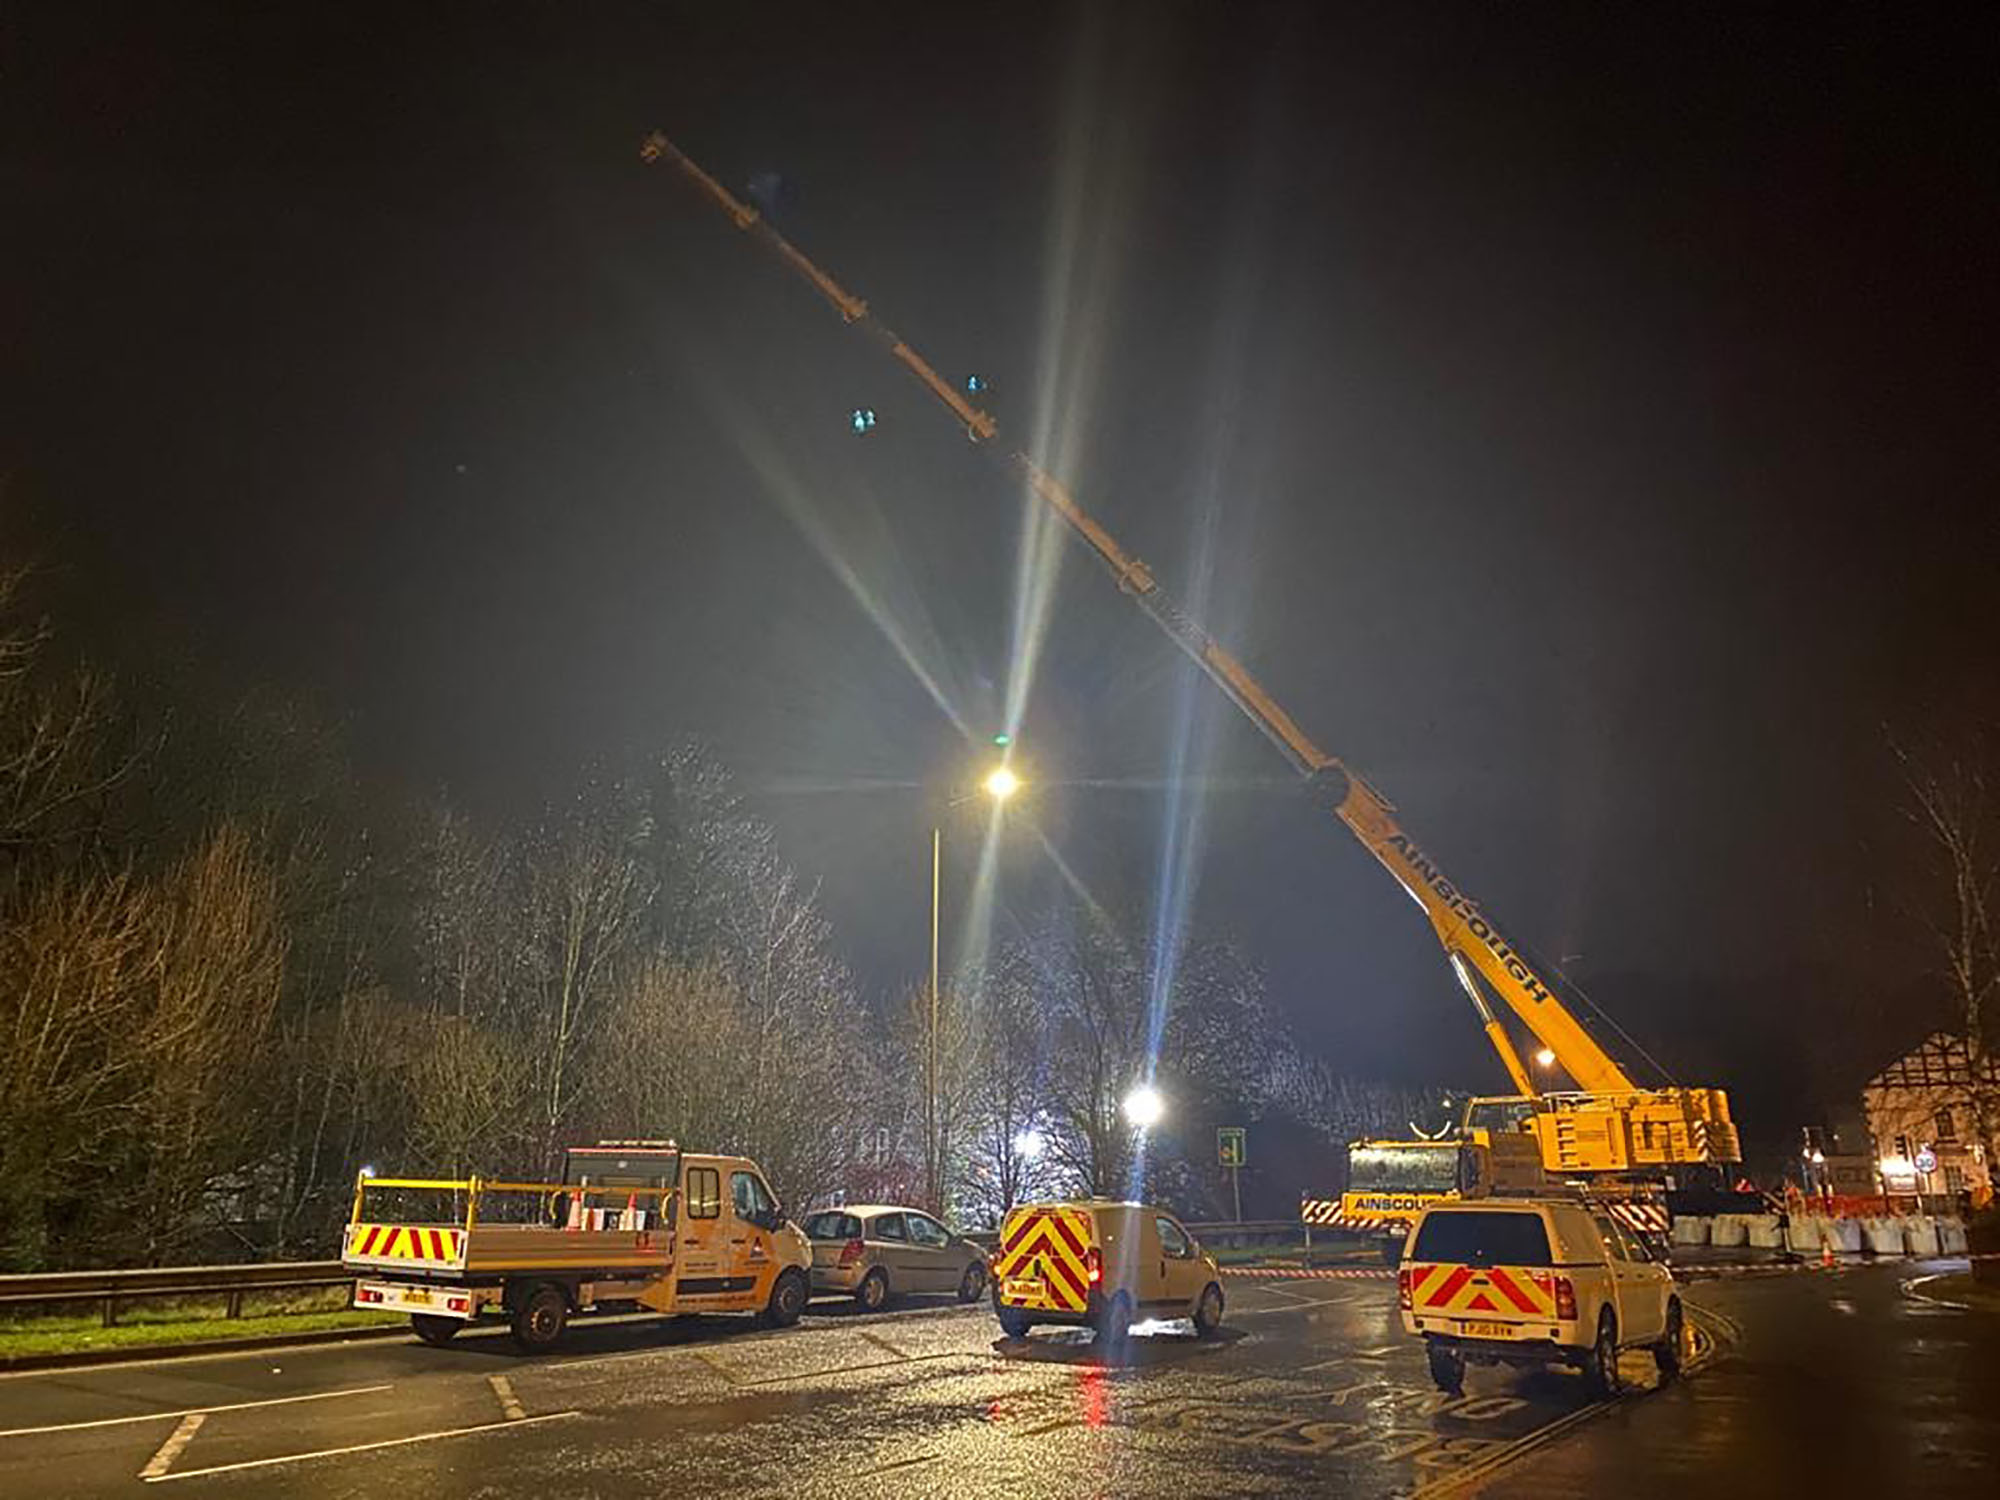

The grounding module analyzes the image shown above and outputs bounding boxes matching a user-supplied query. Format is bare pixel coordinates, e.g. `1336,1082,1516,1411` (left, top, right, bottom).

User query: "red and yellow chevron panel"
1408,1262,1557,1318
993,1207,1093,1313
346,1223,466,1265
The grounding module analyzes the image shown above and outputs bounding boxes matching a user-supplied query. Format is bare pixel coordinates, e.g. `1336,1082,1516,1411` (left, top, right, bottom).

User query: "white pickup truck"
1398,1197,1682,1397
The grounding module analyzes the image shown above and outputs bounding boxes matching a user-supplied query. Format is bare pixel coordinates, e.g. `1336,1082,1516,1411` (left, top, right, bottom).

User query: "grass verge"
0,1287,401,1359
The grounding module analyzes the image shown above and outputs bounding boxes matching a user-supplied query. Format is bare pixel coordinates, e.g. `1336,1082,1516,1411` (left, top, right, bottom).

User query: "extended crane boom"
641,132,1738,1171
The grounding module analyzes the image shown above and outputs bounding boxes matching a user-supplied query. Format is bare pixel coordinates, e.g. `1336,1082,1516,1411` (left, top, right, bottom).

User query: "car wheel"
1427,1342,1466,1395
762,1268,808,1328
1582,1309,1621,1399
1094,1292,1133,1351
510,1284,568,1354
997,1306,1033,1339
410,1313,460,1347
958,1262,987,1303
1193,1282,1225,1338
855,1267,890,1313
1653,1298,1684,1380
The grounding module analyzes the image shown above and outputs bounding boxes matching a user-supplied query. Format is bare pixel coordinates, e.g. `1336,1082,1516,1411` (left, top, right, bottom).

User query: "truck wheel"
410,1314,460,1347
1193,1282,1225,1338
763,1269,807,1328
957,1263,987,1303
854,1268,890,1313
510,1284,568,1353
1427,1342,1465,1395
1653,1299,1684,1380
997,1307,1033,1339
1093,1292,1133,1351
1582,1310,1621,1399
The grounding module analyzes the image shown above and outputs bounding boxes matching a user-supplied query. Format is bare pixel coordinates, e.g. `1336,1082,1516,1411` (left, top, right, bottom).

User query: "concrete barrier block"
1671,1216,1711,1247
1712,1214,1750,1247
1938,1219,1969,1256
1903,1217,1942,1257
1826,1218,1863,1253
1786,1215,1826,1254
1862,1218,1905,1256
1744,1214,1783,1248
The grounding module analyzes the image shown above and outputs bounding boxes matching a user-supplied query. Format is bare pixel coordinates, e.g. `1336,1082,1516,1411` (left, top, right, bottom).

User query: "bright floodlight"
1122,1085,1164,1129
1013,1128,1045,1160
1534,1047,1557,1068
983,765,1021,801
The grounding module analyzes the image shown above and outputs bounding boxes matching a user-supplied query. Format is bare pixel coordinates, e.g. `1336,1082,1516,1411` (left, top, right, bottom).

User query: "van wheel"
1094,1292,1133,1350
854,1268,890,1312
1193,1282,1225,1338
411,1314,459,1347
1427,1342,1465,1395
510,1284,568,1353
1653,1299,1684,1380
1582,1310,1621,1398
763,1269,807,1328
957,1263,987,1303
997,1307,1033,1339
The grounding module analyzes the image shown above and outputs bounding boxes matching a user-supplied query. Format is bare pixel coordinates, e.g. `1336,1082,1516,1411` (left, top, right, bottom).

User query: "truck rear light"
1554,1276,1577,1320
1085,1247,1103,1285
356,1286,381,1304
447,1296,468,1313
1397,1269,1413,1310
837,1237,865,1267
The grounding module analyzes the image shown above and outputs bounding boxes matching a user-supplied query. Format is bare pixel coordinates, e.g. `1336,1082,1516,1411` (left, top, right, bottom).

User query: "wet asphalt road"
0,1263,1989,1498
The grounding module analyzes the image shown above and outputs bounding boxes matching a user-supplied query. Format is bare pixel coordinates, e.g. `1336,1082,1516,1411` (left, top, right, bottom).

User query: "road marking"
137,1414,204,1479
693,1350,741,1386
487,1373,527,1421
143,1410,581,1483
858,1329,910,1360
736,1350,963,1387
0,1383,394,1440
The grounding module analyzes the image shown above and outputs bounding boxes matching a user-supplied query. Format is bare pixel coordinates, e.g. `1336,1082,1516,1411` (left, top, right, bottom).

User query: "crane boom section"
640,131,1637,1097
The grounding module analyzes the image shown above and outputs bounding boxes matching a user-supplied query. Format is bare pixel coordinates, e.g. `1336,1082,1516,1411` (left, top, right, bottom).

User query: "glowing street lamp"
1534,1047,1557,1070
1122,1085,1165,1130
1012,1128,1046,1160
983,765,1022,801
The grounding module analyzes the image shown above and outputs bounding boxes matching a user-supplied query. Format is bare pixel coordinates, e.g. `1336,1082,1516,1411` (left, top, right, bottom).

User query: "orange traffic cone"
1820,1239,1835,1269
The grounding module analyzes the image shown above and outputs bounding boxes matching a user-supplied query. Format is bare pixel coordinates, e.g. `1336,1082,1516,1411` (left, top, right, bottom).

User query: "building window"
1945,1165,1966,1193
1936,1107,1957,1143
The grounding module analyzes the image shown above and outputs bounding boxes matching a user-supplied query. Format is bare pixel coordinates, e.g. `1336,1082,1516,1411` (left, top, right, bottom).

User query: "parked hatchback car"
1398,1198,1682,1397
991,1200,1224,1344
802,1206,989,1310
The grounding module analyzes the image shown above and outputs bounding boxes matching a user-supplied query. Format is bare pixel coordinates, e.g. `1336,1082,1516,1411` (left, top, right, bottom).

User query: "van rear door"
993,1206,1095,1316
1405,1210,1562,1341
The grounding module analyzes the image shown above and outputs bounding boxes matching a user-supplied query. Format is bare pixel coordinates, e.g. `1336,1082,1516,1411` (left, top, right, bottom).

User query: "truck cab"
343,1141,812,1351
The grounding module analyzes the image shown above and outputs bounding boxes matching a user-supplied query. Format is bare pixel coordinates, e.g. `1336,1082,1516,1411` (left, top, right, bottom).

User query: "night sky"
9,4,1998,1151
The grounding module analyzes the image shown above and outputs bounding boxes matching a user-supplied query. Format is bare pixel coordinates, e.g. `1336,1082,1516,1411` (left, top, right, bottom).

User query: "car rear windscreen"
803,1212,861,1240
1411,1211,1553,1267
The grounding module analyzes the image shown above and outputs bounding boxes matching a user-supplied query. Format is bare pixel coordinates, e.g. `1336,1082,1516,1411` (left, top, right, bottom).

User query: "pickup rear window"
1411,1211,1553,1267
803,1212,861,1241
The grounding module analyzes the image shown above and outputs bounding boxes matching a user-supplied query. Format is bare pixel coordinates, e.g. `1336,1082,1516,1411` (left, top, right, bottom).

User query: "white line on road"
137,1414,204,1480
0,1383,394,1440
487,1373,527,1421
143,1410,582,1483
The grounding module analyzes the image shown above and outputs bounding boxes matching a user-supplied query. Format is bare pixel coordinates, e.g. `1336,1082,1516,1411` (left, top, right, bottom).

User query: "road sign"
1914,1145,1938,1175
1218,1127,1246,1168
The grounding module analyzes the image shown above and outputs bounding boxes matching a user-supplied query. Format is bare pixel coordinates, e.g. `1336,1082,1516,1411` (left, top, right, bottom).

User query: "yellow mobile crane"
637,133,1740,1194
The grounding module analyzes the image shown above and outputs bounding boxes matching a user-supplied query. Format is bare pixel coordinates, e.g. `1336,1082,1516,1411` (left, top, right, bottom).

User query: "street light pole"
927,823,941,1217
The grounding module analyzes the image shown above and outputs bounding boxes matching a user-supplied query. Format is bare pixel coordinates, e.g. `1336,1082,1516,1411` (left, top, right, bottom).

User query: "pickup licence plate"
1461,1319,1514,1339
1003,1277,1042,1302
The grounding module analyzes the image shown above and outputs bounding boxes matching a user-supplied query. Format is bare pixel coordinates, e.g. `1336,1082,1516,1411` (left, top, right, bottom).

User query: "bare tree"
1893,733,2000,1172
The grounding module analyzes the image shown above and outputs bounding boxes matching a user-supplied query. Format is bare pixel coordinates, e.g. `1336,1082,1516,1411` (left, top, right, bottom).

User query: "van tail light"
1085,1247,1103,1285
1397,1269,1413,1310
837,1238,865,1267
1554,1275,1577,1320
